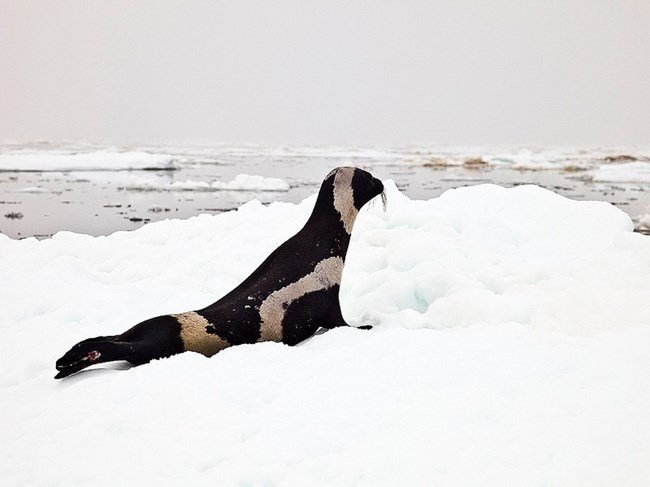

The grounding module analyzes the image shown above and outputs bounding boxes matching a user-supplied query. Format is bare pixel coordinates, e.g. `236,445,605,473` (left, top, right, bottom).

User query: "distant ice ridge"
0,150,177,171
2,182,650,485
3,144,650,180
399,147,650,173
121,173,291,192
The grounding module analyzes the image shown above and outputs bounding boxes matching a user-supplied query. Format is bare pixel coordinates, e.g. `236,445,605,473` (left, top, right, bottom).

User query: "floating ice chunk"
0,150,177,171
591,161,650,183
15,186,49,193
209,174,290,191
122,174,290,192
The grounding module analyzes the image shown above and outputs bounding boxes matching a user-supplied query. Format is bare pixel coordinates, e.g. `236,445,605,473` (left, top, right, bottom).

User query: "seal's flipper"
55,335,124,379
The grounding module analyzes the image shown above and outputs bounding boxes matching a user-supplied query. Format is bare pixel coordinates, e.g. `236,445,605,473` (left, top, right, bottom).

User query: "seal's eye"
87,350,101,362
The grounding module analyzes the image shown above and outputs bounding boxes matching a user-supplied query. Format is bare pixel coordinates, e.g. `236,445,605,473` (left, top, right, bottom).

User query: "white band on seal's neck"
333,168,358,234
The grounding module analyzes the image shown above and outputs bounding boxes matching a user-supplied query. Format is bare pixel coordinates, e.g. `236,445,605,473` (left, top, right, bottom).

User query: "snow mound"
2,183,650,486
0,150,177,171
344,182,645,335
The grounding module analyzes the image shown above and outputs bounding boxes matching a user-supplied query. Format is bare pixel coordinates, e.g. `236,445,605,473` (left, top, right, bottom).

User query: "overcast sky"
1,1,649,146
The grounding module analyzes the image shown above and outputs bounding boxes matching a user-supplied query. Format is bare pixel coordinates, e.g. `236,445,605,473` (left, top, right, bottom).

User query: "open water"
1,143,649,238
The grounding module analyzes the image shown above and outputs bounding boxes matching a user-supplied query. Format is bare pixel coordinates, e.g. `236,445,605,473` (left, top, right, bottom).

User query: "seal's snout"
373,177,384,195
366,174,386,210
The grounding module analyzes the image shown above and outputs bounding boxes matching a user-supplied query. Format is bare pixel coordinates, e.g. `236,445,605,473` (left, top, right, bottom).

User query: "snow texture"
2,182,650,486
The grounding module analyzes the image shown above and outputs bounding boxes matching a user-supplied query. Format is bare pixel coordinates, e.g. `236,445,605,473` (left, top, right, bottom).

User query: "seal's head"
320,166,384,234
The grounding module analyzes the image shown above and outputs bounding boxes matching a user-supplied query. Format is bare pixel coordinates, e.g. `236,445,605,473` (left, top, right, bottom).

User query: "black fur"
55,167,384,379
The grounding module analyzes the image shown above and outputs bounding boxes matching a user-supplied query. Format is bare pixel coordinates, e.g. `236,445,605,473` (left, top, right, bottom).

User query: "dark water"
1,148,649,239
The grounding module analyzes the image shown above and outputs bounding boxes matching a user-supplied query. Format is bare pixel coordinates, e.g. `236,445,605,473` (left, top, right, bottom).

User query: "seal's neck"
303,185,357,259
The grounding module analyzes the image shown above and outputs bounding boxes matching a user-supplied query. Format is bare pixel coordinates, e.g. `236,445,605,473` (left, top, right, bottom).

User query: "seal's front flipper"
321,304,350,330
322,306,372,331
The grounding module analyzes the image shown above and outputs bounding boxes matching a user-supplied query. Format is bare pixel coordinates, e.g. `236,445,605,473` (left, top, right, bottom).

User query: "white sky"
1,0,649,146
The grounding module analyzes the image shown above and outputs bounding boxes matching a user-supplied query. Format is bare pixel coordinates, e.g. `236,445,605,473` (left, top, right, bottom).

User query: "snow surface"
0,150,176,171
2,182,650,486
